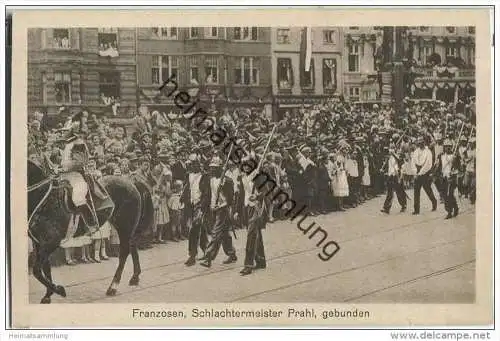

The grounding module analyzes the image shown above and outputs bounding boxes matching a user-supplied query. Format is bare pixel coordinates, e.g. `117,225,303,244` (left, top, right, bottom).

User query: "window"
301,59,314,88
420,46,433,65
348,44,360,72
205,27,218,38
234,57,259,85
446,47,458,58
152,27,177,39
98,28,118,57
54,72,71,104
349,87,360,100
468,26,475,34
189,27,200,38
152,56,178,85
468,47,475,65
41,72,48,104
277,29,290,44
419,26,430,32
234,27,258,41
322,58,337,90
189,56,200,85
446,26,456,33
99,72,120,101
323,30,336,44
349,26,359,30
205,56,218,84
52,28,70,49
277,58,293,89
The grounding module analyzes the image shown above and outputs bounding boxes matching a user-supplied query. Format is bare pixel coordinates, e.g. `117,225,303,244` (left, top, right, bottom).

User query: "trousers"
244,206,266,268
383,176,407,211
204,206,236,261
443,176,459,214
413,173,437,213
187,204,208,257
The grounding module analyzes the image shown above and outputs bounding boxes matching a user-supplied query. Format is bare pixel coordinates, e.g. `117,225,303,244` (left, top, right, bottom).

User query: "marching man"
437,139,461,219
199,156,237,268
380,143,407,214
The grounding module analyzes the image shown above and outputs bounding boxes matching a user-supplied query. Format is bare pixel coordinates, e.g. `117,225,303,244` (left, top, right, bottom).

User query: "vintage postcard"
9,7,493,328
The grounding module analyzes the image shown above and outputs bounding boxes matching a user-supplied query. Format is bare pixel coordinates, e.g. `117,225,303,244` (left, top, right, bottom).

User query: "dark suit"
244,194,269,268
182,172,210,258
204,176,236,261
437,153,461,215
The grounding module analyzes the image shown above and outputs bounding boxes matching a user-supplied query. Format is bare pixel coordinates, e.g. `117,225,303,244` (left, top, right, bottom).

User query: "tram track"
29,207,474,302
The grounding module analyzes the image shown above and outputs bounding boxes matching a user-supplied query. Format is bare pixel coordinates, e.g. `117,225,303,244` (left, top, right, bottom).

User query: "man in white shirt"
412,137,437,215
381,144,407,214
437,139,461,219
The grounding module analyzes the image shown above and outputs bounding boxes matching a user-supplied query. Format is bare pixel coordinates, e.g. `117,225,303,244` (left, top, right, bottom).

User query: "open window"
99,72,120,104
277,58,293,89
152,27,178,39
322,58,337,91
98,28,119,57
204,56,219,84
52,28,70,49
54,72,71,104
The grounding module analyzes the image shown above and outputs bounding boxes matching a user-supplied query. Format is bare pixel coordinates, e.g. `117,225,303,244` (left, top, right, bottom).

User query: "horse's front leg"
41,259,54,304
33,247,66,304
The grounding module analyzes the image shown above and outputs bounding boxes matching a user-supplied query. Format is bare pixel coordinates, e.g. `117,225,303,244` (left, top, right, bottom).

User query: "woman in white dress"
361,152,371,201
330,150,349,211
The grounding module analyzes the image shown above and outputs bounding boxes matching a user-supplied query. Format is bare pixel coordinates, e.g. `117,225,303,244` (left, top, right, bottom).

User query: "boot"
185,256,196,267
445,212,453,219
200,258,212,268
78,203,100,235
223,254,237,264
240,267,253,276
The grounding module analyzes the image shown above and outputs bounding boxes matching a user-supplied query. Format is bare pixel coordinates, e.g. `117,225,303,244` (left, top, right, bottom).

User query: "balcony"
411,66,475,81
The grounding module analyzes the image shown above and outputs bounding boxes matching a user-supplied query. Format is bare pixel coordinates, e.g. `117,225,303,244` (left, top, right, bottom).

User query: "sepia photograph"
9,7,493,328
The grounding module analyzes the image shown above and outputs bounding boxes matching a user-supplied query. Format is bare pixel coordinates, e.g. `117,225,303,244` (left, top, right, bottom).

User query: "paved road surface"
29,190,475,304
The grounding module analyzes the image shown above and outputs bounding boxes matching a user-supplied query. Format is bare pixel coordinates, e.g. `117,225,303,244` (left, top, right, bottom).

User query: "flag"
300,27,312,73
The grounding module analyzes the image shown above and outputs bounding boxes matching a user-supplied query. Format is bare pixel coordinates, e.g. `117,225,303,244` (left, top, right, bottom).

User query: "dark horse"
28,160,155,303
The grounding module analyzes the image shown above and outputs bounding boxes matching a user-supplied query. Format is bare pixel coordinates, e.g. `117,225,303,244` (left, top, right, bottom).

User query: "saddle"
61,171,114,213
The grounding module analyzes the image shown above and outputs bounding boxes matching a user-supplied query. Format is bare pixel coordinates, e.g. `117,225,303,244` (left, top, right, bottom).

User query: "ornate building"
136,27,273,116
405,26,475,102
341,26,476,104
271,27,344,118
27,27,138,117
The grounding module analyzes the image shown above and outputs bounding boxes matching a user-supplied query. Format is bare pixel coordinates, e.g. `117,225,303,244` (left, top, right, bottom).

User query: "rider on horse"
59,116,114,236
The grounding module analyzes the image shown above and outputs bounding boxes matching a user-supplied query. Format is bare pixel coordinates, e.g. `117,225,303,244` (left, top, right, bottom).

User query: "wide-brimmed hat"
443,139,453,147
209,156,222,167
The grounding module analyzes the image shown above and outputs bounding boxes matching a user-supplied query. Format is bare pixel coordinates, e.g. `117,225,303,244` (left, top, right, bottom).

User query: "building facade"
136,27,273,116
342,26,384,103
27,27,138,117
271,27,344,118
341,26,476,103
406,26,476,102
